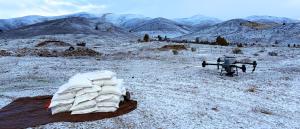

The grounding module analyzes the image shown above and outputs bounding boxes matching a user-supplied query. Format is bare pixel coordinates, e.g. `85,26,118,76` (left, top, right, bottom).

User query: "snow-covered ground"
0,36,299,129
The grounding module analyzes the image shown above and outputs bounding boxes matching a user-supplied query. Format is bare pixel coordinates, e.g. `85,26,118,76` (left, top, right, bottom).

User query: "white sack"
75,86,101,97
97,107,117,113
56,75,93,94
56,83,79,94
96,94,121,102
73,92,98,106
70,100,97,111
85,70,116,81
52,92,75,101
97,102,119,108
71,106,98,115
51,104,72,115
99,79,126,96
49,98,74,108
50,70,126,115
96,94,121,103
92,77,118,86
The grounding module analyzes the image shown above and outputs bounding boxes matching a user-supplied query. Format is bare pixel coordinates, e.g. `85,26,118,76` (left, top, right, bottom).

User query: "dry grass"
246,87,257,93
62,47,101,57
158,44,187,51
35,40,72,47
232,47,243,54
15,47,101,57
240,21,273,29
252,107,273,115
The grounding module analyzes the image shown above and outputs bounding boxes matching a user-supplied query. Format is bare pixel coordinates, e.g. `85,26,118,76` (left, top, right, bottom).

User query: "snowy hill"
100,13,151,29
0,15,50,31
245,15,300,24
178,19,300,45
0,17,136,39
174,15,222,31
130,17,192,38
175,15,221,26
0,12,97,31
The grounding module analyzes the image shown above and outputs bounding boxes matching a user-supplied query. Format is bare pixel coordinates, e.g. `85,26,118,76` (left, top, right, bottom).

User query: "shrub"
237,43,243,47
172,50,179,55
76,42,86,47
195,37,200,43
232,47,243,54
144,34,150,42
268,52,278,56
216,36,229,46
253,53,259,56
158,35,162,41
191,47,197,52
0,50,12,56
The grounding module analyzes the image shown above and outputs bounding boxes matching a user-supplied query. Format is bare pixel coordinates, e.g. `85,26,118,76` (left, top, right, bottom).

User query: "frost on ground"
0,35,299,129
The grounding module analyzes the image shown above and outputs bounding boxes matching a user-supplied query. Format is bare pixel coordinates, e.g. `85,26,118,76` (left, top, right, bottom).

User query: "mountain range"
0,12,299,45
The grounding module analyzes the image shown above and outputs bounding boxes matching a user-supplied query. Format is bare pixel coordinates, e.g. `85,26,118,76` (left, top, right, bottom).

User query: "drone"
202,56,257,76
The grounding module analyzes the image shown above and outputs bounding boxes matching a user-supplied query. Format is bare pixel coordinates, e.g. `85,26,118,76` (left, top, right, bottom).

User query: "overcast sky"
0,0,300,20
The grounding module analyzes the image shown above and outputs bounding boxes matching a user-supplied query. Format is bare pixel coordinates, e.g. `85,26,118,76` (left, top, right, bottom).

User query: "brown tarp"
0,95,137,129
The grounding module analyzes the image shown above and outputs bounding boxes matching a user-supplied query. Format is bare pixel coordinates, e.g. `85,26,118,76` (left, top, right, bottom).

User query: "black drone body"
202,56,257,76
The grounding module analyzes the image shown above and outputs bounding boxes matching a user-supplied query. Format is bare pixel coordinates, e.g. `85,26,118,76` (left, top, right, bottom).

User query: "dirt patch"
158,44,187,51
0,95,137,129
36,40,72,47
62,47,101,57
14,47,102,57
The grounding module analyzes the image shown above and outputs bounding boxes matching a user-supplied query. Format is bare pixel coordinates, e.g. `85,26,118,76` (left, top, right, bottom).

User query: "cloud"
0,0,299,19
0,0,107,18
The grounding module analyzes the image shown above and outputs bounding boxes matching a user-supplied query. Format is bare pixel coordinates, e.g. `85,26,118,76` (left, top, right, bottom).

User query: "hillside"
130,17,192,38
178,19,300,45
0,17,138,39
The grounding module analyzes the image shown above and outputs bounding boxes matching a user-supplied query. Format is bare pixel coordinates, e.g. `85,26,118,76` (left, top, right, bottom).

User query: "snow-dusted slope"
130,17,192,38
101,13,151,29
179,19,300,45
0,12,97,31
174,15,222,31
0,15,50,31
175,15,221,26
0,17,136,39
245,15,300,24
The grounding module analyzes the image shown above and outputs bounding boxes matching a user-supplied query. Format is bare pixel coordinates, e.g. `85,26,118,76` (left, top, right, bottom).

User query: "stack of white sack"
49,70,127,115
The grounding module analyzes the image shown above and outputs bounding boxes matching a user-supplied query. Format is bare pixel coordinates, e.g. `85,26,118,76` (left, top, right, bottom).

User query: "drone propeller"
252,61,257,73
217,58,221,69
235,61,257,73
231,65,247,72
242,65,246,72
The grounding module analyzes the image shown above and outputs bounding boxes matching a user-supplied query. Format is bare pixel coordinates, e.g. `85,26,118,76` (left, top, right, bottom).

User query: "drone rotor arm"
231,65,247,72
202,61,222,69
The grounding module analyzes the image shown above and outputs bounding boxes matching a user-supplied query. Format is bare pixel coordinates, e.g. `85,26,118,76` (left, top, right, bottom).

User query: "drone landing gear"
220,69,236,77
